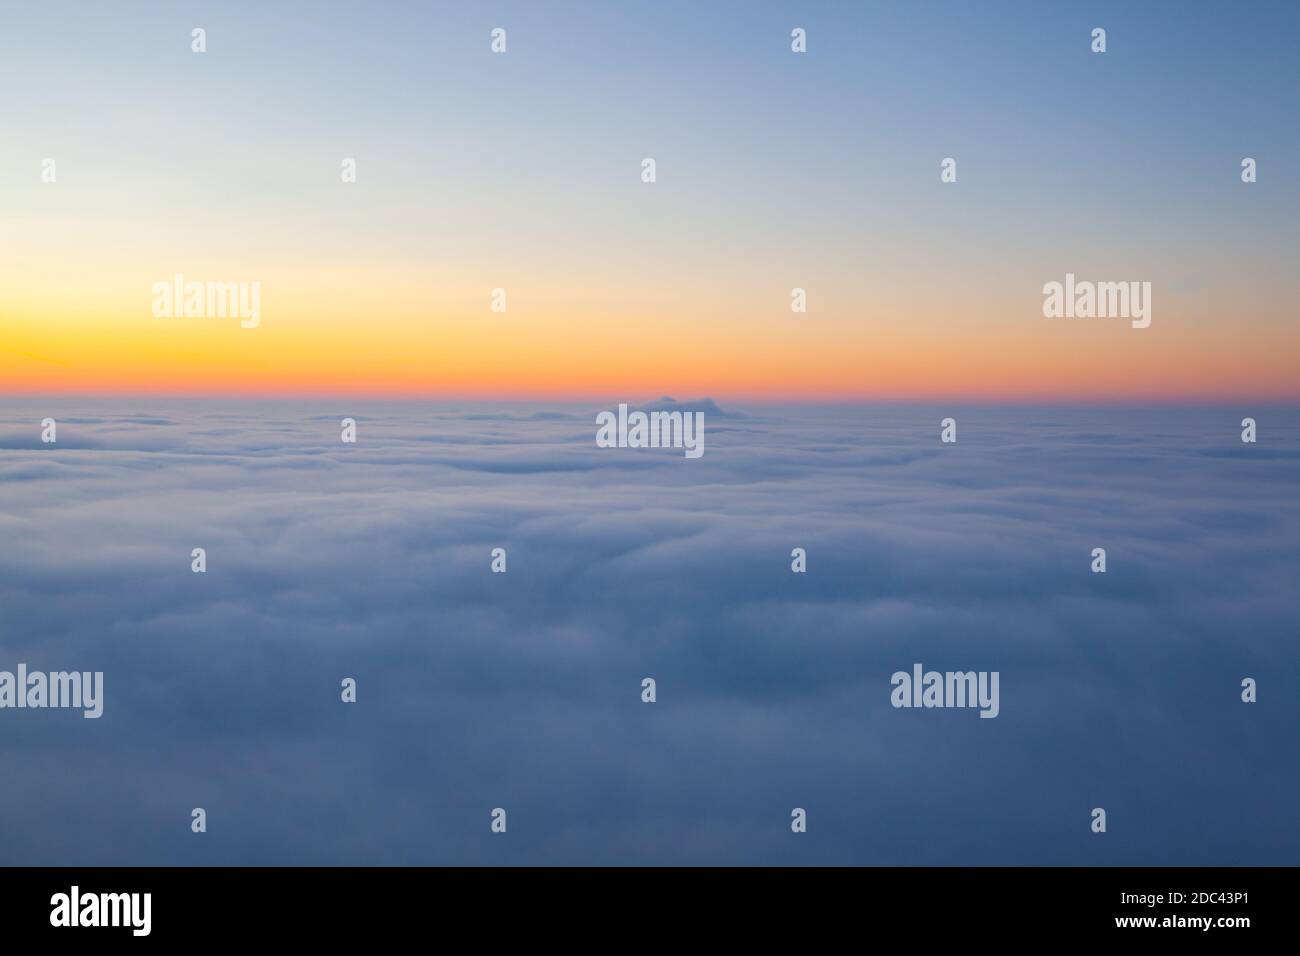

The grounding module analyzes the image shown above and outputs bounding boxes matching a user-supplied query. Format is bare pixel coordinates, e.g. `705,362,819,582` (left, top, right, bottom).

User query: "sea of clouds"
0,399,1297,864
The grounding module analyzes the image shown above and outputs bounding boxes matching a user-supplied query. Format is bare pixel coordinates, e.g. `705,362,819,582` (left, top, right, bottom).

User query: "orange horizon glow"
5,253,1298,404
5,349,1298,404
6,316,1300,403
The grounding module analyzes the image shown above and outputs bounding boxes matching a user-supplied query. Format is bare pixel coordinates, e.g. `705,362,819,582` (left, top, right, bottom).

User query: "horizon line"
3,390,1299,408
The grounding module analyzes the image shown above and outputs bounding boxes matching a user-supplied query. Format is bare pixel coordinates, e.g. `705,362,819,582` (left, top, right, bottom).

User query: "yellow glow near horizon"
4,251,1298,401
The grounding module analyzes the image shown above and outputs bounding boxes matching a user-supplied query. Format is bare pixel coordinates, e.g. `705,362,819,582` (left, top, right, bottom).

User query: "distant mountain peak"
640,396,726,417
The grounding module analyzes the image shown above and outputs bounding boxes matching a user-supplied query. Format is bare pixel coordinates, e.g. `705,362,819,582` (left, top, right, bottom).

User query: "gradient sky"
2,1,1298,400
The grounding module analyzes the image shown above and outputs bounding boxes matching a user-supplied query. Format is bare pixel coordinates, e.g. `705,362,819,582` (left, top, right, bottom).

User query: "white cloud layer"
1,399,1297,864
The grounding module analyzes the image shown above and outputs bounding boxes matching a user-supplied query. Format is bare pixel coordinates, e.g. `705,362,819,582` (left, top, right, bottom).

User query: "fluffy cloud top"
1,399,1297,864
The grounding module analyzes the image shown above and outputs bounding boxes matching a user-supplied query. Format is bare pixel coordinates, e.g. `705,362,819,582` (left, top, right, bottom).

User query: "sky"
2,0,1298,401
2,400,1297,864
